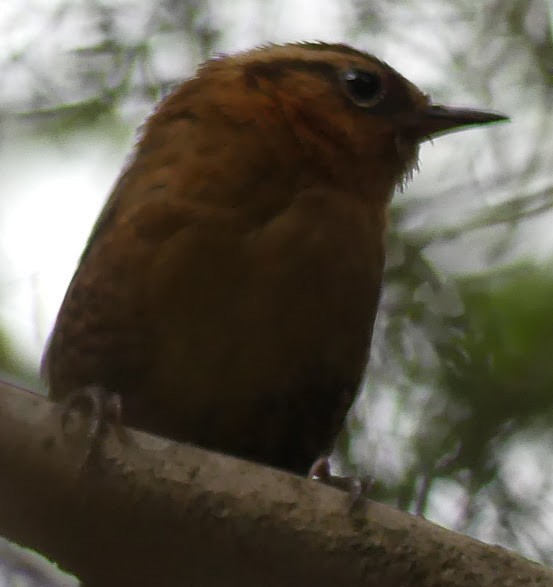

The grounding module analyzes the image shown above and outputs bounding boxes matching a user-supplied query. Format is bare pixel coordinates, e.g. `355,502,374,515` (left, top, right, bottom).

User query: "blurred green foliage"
448,267,553,430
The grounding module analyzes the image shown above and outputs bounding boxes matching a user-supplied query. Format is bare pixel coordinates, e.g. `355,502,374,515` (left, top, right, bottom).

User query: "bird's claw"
60,385,126,468
308,456,373,511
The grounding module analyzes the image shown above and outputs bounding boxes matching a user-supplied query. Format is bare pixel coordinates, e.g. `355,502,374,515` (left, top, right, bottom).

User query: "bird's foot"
60,385,126,468
308,456,373,511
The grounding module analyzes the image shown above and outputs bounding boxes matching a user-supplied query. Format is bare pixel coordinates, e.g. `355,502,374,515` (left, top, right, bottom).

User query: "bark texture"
0,382,551,586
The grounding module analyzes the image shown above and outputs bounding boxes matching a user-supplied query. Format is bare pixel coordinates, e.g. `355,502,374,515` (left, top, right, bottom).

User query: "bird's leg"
60,385,127,468
308,456,372,510
308,455,333,482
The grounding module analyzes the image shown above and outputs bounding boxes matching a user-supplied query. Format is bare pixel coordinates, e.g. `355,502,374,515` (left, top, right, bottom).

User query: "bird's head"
150,42,508,203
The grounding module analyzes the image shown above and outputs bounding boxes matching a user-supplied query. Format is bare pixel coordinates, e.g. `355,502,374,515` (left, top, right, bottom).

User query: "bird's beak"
408,105,509,142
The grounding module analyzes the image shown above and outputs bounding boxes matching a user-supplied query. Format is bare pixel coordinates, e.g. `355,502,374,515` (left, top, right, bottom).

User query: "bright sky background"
2,0,539,379
0,2,550,393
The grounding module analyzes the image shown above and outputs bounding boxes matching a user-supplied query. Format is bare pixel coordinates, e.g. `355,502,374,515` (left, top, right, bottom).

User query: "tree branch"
0,381,550,586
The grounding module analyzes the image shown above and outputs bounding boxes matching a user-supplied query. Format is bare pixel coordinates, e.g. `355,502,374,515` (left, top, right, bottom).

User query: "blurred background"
1,0,552,583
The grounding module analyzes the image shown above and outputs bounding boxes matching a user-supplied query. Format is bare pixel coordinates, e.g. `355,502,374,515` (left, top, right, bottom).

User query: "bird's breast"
144,187,385,469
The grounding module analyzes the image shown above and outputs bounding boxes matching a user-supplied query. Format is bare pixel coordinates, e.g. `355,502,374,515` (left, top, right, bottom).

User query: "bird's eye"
343,69,383,107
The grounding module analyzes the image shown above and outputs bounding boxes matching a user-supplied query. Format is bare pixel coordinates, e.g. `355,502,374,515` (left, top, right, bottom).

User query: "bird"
42,42,507,476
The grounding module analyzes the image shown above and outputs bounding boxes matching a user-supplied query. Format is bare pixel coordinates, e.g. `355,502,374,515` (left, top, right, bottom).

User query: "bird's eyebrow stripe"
244,58,339,86
296,42,370,57
244,58,415,117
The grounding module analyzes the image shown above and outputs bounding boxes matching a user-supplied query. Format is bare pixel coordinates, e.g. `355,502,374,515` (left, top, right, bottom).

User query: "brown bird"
42,42,507,476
